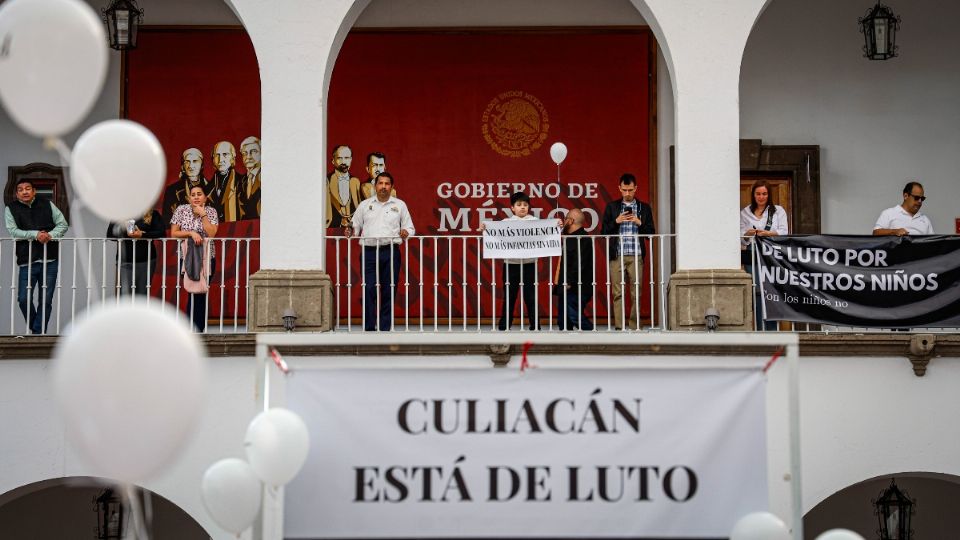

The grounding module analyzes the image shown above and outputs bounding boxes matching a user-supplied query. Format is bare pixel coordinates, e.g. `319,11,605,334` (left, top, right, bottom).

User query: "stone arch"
0,476,210,538
804,471,960,538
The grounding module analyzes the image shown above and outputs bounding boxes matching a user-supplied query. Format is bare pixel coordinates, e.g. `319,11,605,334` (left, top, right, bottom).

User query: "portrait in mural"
325,144,363,231
124,28,654,325
360,151,392,201
124,29,261,322
326,30,655,324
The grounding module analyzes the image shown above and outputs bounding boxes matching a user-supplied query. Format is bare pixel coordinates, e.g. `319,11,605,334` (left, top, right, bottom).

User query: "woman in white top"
740,180,788,330
740,180,788,246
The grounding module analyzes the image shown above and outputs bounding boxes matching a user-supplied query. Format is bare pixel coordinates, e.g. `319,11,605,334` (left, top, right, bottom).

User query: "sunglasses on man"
909,194,926,202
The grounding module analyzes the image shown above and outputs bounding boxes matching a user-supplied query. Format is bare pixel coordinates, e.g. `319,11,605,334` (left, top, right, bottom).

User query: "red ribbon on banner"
520,341,534,372
762,347,784,373
269,347,290,374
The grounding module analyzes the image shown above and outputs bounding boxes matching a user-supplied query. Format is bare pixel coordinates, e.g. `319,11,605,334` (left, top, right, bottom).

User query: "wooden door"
740,174,793,233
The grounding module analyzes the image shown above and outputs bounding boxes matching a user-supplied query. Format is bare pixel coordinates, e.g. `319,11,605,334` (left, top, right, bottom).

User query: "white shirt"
351,196,415,246
873,205,934,235
336,172,351,207
740,205,788,245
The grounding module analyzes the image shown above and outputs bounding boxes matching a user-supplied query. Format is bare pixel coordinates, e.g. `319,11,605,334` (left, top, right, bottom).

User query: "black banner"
755,235,960,327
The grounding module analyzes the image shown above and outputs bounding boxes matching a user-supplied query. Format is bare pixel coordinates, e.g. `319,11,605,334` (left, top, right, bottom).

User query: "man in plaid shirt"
600,173,655,330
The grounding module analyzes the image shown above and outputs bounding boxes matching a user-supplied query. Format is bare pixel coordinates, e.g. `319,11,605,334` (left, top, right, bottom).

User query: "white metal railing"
325,234,672,332
0,237,258,336
2,234,948,335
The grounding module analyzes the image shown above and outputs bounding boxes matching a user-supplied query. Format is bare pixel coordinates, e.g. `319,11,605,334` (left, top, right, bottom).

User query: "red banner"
125,29,260,319
124,29,655,325
327,31,654,323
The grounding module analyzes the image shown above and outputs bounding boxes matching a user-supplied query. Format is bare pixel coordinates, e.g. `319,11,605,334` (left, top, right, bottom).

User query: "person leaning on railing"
4,178,69,335
106,209,166,296
739,179,788,331
872,181,933,237
347,171,415,332
170,185,219,332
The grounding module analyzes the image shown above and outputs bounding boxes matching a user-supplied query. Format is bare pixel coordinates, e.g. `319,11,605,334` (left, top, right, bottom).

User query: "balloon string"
124,484,150,540
42,136,72,165
555,163,561,211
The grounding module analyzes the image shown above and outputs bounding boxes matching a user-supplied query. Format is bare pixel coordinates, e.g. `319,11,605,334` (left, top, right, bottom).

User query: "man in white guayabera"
872,181,934,236
348,172,415,331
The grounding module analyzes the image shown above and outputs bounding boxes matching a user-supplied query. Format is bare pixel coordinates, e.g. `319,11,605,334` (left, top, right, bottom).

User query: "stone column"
228,0,369,331
631,0,767,330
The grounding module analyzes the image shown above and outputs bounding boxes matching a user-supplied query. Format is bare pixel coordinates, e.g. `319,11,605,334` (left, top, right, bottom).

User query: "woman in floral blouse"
170,186,219,331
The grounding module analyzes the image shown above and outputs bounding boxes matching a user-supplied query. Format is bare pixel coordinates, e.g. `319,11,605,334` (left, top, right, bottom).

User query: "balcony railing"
325,234,673,332
0,235,949,335
0,237,257,335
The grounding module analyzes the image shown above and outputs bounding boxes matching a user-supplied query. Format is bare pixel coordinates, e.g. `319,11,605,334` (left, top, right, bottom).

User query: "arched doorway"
0,477,209,539
804,472,960,539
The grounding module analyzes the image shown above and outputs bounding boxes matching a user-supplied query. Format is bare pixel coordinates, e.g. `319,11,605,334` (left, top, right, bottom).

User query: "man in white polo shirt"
873,181,934,236
348,172,415,331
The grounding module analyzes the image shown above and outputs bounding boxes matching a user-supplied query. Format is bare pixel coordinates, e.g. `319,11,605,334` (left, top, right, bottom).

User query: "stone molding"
668,269,753,331
5,335,958,373
247,269,333,332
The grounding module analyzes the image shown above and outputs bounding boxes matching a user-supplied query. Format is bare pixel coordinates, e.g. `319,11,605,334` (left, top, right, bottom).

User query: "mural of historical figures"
360,151,394,200
209,141,247,223
325,144,362,229
239,136,261,219
162,147,211,224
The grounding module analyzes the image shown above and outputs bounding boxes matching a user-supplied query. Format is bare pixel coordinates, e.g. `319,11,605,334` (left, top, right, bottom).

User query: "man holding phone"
601,173,655,330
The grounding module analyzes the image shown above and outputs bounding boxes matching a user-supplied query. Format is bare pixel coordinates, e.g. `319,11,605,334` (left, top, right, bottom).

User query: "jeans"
17,260,58,334
363,245,401,331
556,286,594,330
499,262,538,330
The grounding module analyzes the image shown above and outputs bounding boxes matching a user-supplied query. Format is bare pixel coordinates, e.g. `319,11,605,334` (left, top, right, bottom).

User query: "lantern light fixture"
102,0,144,51
858,2,901,60
282,308,298,332
873,478,915,540
92,488,126,540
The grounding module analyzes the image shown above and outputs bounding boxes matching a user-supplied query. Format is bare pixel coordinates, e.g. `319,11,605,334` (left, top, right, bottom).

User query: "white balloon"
71,120,166,221
245,408,310,487
51,302,207,483
549,142,568,165
202,458,263,535
815,530,865,540
0,0,108,137
730,512,791,540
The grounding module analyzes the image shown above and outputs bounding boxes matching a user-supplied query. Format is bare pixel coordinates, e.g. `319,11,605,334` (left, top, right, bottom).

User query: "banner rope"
269,347,290,374
762,347,784,373
519,341,535,372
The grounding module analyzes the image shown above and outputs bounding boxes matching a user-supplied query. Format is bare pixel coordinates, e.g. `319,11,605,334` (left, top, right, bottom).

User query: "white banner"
481,219,562,259
285,367,767,539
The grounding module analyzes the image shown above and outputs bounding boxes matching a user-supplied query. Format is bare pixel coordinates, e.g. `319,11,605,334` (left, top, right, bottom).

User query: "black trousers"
499,262,538,330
